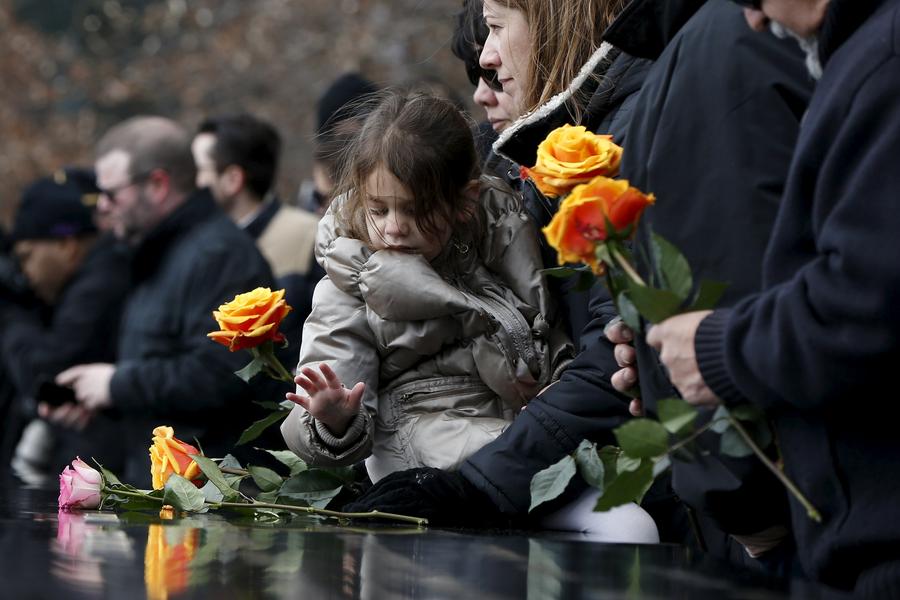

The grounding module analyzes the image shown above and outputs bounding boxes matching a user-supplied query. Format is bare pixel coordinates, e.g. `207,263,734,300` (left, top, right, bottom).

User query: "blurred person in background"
0,169,131,483
193,113,320,344
46,116,277,487
298,72,378,215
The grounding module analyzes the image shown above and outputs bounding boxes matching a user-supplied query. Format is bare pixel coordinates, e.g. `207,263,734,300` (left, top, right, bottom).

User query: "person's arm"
281,275,379,467
108,246,271,415
695,58,900,413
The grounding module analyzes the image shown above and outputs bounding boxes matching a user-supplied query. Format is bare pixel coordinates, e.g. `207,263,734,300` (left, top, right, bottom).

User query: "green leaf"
598,446,620,481
262,449,308,476
710,405,731,434
574,269,596,292
573,440,605,489
218,454,246,489
617,453,642,473
657,398,699,435
190,454,240,501
255,490,281,504
720,427,754,458
653,455,672,478
652,233,692,300
200,481,224,503
594,459,654,512
234,355,267,383
529,455,577,512
237,409,290,446
99,465,125,488
249,466,283,492
625,280,684,324
614,419,670,458
280,470,348,509
163,475,207,513
729,403,765,422
690,279,729,311
616,291,642,333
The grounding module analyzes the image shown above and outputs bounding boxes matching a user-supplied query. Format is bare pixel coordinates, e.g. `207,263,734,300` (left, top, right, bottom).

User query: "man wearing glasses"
647,0,900,594
48,116,276,488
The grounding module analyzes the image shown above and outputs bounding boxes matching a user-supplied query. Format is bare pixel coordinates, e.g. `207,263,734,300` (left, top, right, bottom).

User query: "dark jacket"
0,235,130,398
108,190,277,486
619,0,813,539
695,0,900,590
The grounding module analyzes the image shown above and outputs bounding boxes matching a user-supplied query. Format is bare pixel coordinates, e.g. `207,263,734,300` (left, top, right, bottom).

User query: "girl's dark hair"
334,90,481,247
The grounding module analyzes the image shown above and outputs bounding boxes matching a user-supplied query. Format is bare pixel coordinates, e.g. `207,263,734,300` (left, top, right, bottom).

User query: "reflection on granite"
0,482,850,599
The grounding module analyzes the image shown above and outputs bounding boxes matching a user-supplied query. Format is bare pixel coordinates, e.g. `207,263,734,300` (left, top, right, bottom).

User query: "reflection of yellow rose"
207,287,292,352
145,524,200,600
542,176,655,274
522,125,623,197
149,426,202,491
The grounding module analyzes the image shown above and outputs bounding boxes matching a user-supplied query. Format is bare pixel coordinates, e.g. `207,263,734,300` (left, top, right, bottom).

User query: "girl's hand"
286,363,365,436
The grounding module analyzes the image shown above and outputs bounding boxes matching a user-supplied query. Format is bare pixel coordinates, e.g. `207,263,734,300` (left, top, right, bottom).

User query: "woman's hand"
286,363,366,436
604,318,643,416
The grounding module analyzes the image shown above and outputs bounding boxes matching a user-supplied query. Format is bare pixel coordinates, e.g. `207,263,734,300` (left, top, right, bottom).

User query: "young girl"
280,91,572,483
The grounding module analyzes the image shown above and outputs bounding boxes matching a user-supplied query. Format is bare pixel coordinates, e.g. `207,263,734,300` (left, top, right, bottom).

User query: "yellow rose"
522,124,623,197
149,426,202,490
542,176,655,274
207,287,292,352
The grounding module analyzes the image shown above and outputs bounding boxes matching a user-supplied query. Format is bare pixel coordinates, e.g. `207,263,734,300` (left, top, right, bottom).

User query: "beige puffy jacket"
281,176,572,481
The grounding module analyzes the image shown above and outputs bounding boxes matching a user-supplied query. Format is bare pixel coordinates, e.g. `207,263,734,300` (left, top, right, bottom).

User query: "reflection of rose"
58,457,103,510
542,176,655,274
55,509,87,556
149,426,203,490
207,287,292,352
521,125,622,197
144,524,200,600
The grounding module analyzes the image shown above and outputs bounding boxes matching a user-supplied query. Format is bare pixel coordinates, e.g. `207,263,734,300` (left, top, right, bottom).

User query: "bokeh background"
0,0,471,226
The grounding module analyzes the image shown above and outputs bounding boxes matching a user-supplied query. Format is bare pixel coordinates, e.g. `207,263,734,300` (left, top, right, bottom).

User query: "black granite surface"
0,482,848,599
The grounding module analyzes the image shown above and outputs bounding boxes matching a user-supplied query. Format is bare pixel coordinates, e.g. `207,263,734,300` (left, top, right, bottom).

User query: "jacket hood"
493,42,616,167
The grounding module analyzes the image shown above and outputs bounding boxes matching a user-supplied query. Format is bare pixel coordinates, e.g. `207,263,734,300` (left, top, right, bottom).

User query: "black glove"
342,467,513,528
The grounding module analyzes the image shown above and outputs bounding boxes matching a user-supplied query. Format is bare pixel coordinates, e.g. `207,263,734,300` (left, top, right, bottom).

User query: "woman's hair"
502,0,629,113
334,90,481,248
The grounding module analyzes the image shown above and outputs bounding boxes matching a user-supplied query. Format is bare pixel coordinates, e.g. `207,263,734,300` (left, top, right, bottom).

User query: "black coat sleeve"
460,284,630,515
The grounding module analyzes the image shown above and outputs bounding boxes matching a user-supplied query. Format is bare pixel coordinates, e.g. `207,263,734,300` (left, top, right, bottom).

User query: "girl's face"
479,0,531,116
364,165,452,261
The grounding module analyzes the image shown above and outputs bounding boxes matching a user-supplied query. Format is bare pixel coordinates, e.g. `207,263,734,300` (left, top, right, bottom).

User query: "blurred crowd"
2,0,900,596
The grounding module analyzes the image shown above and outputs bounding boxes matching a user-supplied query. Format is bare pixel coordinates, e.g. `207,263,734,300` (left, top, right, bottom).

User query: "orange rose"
149,426,202,490
144,524,200,600
521,124,623,197
207,287,292,352
542,176,655,274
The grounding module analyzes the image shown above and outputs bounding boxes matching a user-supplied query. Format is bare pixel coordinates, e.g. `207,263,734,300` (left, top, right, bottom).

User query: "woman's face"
479,0,531,116
472,77,516,132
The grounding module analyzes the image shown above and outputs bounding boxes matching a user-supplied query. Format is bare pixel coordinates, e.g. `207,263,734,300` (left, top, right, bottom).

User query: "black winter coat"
696,0,900,591
620,0,813,541
108,190,277,486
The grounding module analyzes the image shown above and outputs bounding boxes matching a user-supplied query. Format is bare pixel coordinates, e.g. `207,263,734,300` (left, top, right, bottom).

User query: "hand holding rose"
287,363,365,436
646,310,720,407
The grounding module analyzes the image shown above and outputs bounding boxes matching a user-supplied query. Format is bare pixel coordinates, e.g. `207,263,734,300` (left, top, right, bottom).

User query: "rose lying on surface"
521,124,623,197
149,426,203,490
207,287,292,352
58,457,102,510
542,176,655,275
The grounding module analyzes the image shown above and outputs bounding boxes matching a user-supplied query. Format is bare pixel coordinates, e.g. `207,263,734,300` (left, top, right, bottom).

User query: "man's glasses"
730,0,762,9
97,171,154,202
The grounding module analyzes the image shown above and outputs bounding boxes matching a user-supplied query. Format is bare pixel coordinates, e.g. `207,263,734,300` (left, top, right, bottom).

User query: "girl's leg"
539,488,660,543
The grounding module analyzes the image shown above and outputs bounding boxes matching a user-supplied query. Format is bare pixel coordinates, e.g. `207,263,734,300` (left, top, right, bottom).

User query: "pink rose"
58,457,102,510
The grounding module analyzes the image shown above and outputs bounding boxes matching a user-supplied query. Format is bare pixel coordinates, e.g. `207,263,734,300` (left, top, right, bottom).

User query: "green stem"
213,501,428,527
219,467,250,477
262,350,295,383
610,246,646,287
103,484,428,527
726,415,822,523
666,418,718,455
